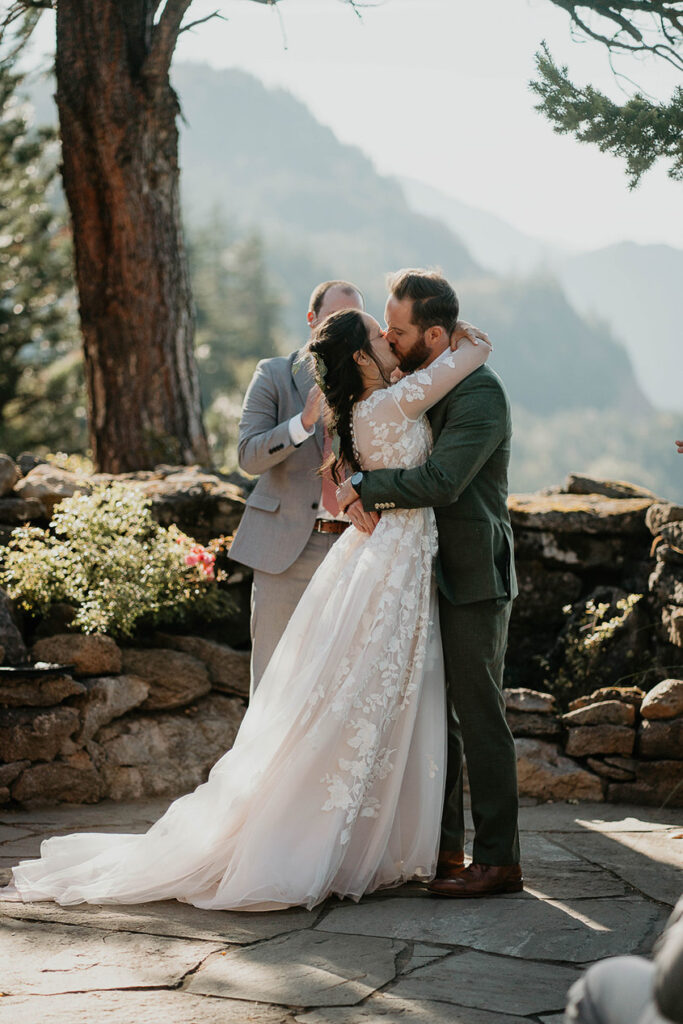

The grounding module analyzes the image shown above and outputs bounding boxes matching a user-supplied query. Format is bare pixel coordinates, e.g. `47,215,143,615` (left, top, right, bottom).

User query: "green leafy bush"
538,589,654,708
0,483,232,638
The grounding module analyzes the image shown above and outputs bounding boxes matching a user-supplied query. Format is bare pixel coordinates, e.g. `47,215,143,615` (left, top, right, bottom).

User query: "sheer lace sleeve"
389,341,490,421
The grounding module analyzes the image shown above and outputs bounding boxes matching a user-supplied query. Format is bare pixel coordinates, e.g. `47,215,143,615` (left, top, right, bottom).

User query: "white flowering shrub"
0,483,232,638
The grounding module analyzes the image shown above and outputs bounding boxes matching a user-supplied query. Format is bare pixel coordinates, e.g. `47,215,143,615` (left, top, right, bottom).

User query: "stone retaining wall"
507,681,683,806
0,633,250,807
0,456,681,808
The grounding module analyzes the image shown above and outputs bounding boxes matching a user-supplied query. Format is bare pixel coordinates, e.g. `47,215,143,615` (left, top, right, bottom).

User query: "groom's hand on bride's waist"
346,498,380,535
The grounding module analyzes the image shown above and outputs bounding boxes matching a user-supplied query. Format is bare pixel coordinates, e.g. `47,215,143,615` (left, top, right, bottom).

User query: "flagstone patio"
0,798,680,1023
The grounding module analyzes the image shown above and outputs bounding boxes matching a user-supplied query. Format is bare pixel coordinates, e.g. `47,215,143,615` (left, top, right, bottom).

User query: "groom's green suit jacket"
360,364,518,607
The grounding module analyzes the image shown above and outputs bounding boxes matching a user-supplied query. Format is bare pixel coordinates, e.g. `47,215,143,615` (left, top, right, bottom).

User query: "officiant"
229,280,364,694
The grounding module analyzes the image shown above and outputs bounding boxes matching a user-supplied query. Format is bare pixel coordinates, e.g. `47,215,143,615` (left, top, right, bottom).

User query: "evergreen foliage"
533,3,683,186
0,15,82,454
188,210,281,469
189,210,281,402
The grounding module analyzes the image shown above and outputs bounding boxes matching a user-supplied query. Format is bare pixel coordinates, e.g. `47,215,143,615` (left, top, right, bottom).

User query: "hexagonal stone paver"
0,797,170,830
518,804,677,832
316,896,668,962
523,861,628,899
187,929,405,1007
400,942,450,973
389,950,581,1015
520,835,629,898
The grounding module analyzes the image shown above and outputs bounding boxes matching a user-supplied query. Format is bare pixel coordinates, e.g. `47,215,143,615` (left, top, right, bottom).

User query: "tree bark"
54,0,209,472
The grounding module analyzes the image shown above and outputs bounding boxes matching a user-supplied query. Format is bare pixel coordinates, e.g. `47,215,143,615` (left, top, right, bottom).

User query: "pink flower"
183,544,215,578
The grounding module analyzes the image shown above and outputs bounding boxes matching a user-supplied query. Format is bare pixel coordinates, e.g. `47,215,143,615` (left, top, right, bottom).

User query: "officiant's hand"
301,384,324,432
676,440,683,453
346,499,380,535
450,320,491,351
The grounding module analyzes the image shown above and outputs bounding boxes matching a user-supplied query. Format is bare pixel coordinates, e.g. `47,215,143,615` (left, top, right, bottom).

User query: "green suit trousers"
438,593,520,865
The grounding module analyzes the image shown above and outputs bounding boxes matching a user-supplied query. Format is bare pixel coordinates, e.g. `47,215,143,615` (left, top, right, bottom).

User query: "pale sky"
28,0,682,252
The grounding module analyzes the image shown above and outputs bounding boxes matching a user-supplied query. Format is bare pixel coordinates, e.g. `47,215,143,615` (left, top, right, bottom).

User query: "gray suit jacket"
229,349,325,574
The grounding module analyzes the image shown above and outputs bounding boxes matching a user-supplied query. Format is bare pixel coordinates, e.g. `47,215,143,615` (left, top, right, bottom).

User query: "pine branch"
531,43,683,187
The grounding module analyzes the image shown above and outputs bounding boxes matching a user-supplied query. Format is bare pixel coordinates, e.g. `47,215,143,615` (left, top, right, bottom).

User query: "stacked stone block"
505,688,604,802
559,682,683,806
0,633,249,807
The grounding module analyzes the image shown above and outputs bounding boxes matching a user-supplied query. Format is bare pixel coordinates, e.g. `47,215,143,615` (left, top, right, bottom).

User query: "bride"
2,309,490,912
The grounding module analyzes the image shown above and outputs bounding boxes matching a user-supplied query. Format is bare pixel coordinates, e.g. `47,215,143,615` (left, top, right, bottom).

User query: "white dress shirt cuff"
288,412,315,447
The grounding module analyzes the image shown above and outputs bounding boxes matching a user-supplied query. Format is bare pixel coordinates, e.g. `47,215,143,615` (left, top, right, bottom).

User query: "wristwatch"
350,471,364,493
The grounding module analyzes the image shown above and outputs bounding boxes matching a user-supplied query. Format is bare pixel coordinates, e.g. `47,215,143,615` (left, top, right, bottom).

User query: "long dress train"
3,340,489,911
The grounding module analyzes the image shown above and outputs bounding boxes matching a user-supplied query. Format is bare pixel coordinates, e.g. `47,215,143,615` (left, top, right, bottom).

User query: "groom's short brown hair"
388,269,459,335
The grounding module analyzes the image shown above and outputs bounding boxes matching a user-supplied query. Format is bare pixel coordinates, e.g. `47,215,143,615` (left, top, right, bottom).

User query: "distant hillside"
400,177,566,275
400,178,682,413
557,242,683,412
24,62,683,499
165,63,645,416
462,276,647,417
171,63,479,317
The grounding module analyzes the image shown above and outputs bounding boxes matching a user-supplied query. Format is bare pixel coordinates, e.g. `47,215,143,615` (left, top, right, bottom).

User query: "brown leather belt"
313,519,349,535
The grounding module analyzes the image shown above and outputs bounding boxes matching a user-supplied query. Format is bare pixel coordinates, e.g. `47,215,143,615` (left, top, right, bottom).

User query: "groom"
337,268,521,898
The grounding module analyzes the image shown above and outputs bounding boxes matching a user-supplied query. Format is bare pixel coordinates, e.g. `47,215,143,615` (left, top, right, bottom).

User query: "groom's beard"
396,330,430,373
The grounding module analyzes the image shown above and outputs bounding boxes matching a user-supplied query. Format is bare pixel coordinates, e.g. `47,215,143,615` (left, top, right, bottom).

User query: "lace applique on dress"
313,389,441,840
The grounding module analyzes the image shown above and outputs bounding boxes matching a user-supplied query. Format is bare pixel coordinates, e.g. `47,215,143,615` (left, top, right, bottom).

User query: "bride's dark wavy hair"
307,308,388,484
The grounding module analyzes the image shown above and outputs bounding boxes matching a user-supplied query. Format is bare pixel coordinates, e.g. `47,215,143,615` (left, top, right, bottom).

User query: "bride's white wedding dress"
3,341,488,911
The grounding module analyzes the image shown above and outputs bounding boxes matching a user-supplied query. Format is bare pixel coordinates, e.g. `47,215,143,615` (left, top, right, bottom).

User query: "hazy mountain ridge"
167,62,646,419
557,242,682,412
22,62,683,499
173,64,479,302
399,178,682,414
399,176,568,275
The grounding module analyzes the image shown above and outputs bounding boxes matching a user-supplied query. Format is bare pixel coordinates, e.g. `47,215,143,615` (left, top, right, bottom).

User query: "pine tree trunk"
54,0,209,472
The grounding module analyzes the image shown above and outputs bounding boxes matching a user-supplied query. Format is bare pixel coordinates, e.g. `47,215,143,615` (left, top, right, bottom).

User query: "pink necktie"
321,427,340,517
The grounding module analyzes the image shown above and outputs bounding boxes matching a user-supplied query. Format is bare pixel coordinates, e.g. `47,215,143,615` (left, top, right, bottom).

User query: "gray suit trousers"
250,530,339,695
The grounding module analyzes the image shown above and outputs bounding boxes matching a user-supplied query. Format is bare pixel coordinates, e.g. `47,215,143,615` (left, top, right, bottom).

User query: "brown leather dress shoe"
435,849,466,879
427,862,523,898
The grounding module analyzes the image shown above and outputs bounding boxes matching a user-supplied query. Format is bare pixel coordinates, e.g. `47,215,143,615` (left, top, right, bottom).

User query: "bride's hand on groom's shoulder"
449,320,492,351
